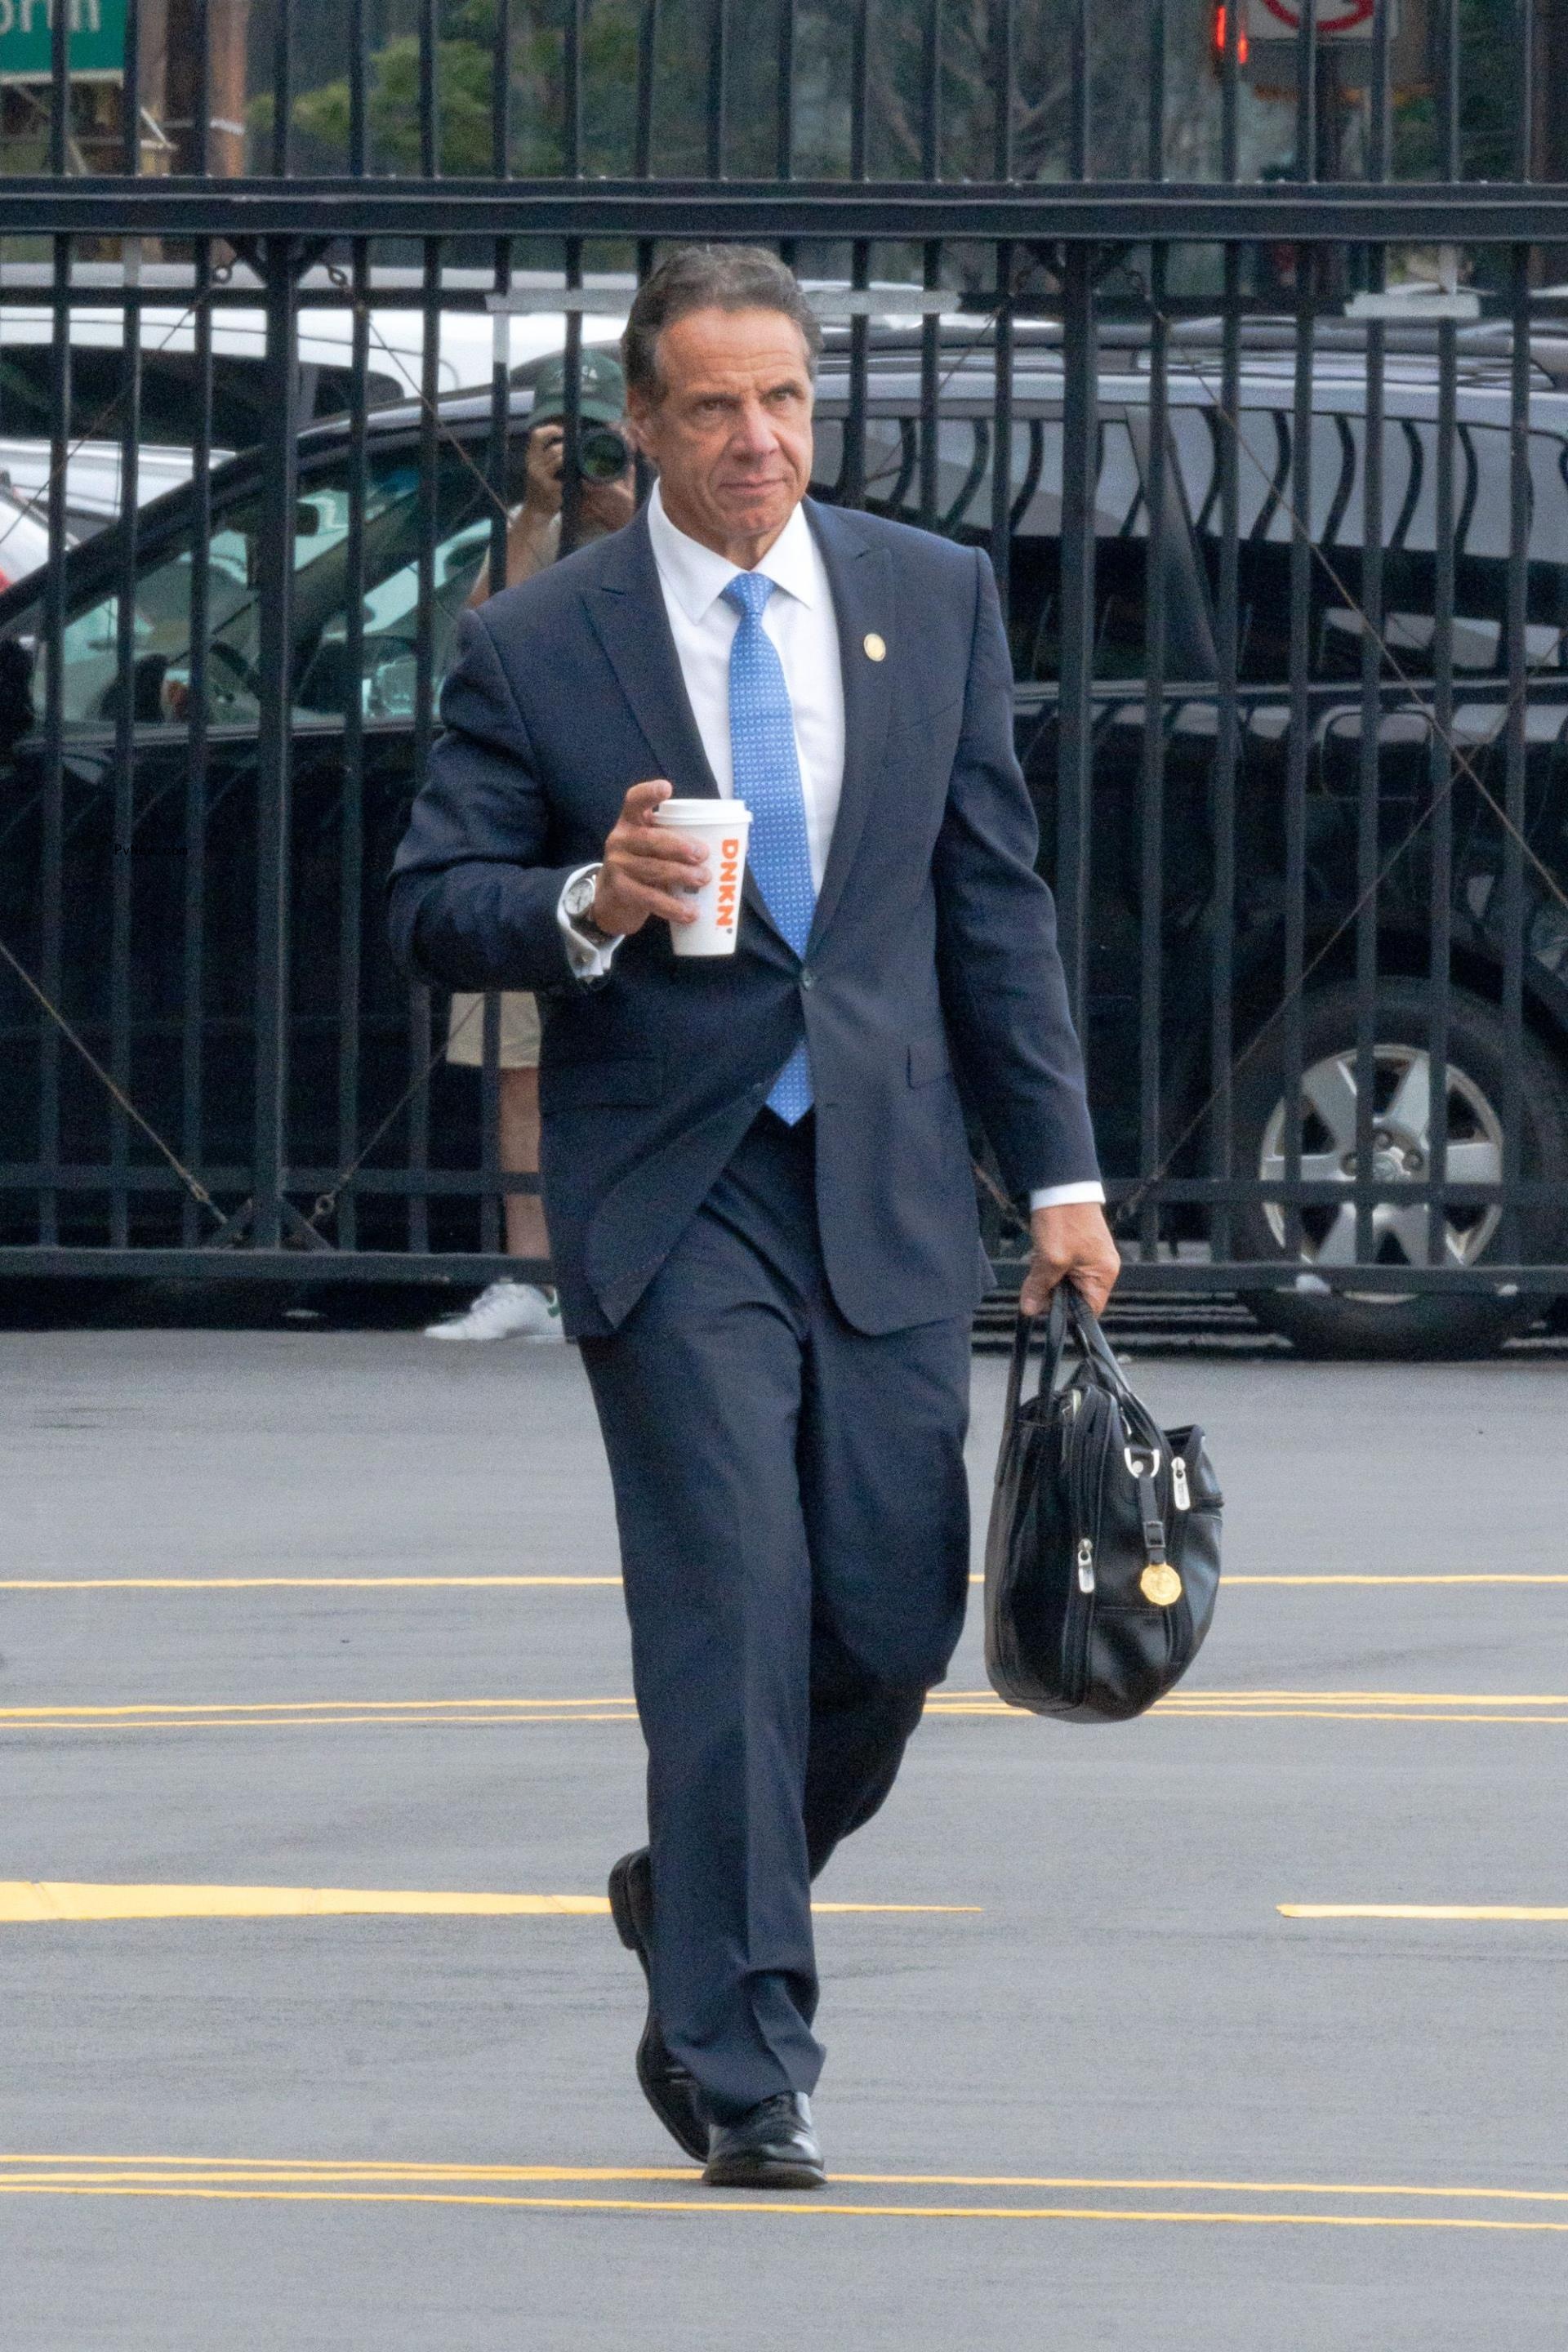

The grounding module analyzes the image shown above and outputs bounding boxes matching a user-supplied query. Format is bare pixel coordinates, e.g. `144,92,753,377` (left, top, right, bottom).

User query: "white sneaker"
425,1280,564,1343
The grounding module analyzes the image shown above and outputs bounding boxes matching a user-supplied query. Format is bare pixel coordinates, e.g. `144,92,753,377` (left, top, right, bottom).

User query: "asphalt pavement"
2,1328,1565,2347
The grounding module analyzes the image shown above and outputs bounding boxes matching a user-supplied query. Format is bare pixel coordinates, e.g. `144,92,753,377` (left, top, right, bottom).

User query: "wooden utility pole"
159,0,250,175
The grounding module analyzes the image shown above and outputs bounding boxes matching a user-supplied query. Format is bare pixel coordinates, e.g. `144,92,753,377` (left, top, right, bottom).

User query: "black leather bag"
984,1285,1223,1722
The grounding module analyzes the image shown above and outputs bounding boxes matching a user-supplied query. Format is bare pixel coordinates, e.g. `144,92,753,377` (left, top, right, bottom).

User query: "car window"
0,439,499,738
813,394,1568,690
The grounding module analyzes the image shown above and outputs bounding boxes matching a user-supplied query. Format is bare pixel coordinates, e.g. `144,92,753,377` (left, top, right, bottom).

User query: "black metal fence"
3,1,1568,1354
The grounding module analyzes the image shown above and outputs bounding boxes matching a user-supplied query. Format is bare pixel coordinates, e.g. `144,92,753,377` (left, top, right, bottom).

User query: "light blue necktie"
721,570,815,1124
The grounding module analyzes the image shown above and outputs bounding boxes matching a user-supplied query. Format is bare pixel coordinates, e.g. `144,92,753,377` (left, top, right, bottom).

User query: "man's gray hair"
621,246,822,404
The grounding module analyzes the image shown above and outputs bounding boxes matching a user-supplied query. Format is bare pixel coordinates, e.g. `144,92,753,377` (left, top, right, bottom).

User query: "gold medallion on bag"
1140,1562,1183,1607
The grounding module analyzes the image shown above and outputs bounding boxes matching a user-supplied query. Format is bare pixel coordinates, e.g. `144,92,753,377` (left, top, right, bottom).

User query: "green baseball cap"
528,346,626,428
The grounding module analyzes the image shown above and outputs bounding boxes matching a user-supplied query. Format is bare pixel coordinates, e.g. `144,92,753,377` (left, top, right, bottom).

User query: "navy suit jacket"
388,498,1098,1339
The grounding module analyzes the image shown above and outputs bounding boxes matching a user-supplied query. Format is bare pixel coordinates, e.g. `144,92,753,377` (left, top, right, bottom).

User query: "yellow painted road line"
1281,1904,1568,1923
1163,1711,1568,1726
1165,1689,1568,1705
0,2180,1561,2230
0,1579,623,1593
1220,1575,1568,1587
7,1571,1565,1593
4,2159,1566,2207
0,1697,633,1716
10,1690,1568,1735
0,1883,979,1924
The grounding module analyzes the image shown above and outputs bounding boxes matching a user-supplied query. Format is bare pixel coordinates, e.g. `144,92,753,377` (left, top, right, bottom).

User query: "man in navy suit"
390,246,1119,2190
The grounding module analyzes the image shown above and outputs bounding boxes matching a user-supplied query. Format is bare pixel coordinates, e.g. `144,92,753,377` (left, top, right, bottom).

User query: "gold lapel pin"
862,632,887,662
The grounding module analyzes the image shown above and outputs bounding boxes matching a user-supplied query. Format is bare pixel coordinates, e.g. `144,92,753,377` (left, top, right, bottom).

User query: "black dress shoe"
703,2093,826,2192
607,1849,708,2164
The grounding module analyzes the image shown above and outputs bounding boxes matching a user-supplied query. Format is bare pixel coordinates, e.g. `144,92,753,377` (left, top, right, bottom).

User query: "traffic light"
1213,3,1250,67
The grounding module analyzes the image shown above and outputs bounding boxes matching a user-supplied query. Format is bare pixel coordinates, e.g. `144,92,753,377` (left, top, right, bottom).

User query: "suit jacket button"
800,969,814,989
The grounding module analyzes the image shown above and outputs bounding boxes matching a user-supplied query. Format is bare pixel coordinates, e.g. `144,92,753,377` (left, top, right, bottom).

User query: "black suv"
2,332,1566,1356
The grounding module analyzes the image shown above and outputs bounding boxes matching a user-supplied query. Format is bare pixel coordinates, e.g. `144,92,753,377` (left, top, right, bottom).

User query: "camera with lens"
573,424,631,483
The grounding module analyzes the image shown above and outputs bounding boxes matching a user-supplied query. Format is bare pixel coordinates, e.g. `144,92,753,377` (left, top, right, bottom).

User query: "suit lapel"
583,509,719,799
804,501,893,952
584,509,783,947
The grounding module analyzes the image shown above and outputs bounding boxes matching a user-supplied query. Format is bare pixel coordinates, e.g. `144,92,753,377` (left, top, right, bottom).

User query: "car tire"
1232,980,1568,1361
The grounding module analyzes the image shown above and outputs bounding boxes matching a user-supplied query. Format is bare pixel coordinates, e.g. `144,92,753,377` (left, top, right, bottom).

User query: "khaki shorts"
445,991,541,1070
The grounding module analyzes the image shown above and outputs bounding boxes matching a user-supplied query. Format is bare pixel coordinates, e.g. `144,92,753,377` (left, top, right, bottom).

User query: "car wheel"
1232,980,1568,1360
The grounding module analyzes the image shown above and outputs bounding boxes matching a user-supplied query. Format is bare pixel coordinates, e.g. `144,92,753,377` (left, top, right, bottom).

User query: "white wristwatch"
562,864,617,947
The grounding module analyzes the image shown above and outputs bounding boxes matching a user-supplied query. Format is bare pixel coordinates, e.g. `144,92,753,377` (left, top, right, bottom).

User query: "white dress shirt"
556,484,1102,1210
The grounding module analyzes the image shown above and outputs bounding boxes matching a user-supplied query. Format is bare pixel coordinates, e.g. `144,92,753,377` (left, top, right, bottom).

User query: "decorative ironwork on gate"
3,0,1568,1353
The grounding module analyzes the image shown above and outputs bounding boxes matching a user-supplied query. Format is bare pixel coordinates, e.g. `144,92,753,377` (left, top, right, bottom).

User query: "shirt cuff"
556,863,625,980
1027,1181,1107,1211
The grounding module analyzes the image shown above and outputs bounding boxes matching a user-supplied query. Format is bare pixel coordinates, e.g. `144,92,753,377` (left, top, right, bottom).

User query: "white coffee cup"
653,799,753,958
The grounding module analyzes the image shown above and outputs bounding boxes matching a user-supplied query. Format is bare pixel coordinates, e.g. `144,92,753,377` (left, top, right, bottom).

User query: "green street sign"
0,0,126,84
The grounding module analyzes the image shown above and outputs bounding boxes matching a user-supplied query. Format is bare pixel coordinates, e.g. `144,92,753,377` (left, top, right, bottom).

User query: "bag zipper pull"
1171,1457,1191,1512
1076,1536,1096,1593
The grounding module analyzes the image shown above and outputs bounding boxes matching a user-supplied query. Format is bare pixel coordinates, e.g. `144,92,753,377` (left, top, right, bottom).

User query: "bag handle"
1004,1281,1072,1427
1064,1286,1167,1457
1007,1284,1164,1457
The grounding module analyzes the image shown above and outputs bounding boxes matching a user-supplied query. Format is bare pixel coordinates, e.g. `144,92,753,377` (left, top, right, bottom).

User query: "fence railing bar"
180,240,215,1248
565,0,585,180
1295,0,1317,183
1206,242,1242,1267
1137,242,1169,1263
37,231,72,1245
335,243,373,1255
635,0,660,181
707,0,728,183
988,242,1015,624
1282,251,1315,1257
922,0,942,181
994,0,1015,182
1427,315,1459,1263
776,0,797,181
7,183,1568,243
1220,0,1240,182
48,0,68,175
1070,0,1089,183
270,0,292,180
1055,243,1097,1027
479,993,502,1258
919,242,941,532
1146,0,1166,183
251,241,304,1252
849,0,870,182
349,0,368,179
1441,0,1461,183
122,0,141,175
1369,0,1392,182
841,238,870,509
1353,300,1386,1263
492,0,511,179
419,0,439,180
109,241,144,1247
407,236,443,1257
1499,241,1531,1267
559,239,586,554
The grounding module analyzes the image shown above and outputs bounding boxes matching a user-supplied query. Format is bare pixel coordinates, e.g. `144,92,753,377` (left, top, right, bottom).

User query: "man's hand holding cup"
594,777,719,942
595,781,753,958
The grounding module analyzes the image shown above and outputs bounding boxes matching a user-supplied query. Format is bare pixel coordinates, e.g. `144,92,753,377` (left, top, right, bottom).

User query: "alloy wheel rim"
1258,1042,1505,1303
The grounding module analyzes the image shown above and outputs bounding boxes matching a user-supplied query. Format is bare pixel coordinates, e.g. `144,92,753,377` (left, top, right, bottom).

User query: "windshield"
0,439,501,742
